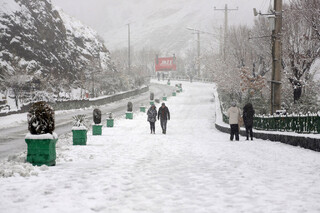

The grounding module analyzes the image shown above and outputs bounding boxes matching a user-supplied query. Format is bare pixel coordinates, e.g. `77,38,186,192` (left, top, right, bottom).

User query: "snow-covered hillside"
0,0,145,110
0,0,115,79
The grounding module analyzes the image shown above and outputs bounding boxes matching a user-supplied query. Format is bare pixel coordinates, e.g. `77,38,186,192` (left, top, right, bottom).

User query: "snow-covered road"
0,83,172,159
1,81,320,213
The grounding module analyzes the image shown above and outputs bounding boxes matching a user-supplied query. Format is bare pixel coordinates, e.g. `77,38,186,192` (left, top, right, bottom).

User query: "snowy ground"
0,83,171,159
1,81,320,213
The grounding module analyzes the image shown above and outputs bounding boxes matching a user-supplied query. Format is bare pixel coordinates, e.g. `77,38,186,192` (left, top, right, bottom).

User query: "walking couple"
227,102,255,141
147,103,170,134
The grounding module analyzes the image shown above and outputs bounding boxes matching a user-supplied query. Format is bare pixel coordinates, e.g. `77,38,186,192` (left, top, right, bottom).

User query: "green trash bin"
92,124,102,135
140,106,146,112
150,101,154,106
25,135,58,166
162,96,167,101
126,112,133,119
72,129,87,145
107,119,114,127
167,82,170,85
172,92,176,96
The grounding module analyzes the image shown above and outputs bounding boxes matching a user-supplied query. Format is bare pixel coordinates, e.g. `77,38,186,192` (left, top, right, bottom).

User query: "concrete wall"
215,123,320,152
0,86,149,117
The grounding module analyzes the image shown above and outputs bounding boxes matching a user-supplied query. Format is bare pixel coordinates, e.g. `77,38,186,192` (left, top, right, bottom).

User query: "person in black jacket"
158,103,170,134
147,104,157,134
243,103,255,140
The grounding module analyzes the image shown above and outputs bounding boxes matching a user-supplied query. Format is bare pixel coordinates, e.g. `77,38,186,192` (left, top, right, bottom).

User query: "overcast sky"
51,0,286,52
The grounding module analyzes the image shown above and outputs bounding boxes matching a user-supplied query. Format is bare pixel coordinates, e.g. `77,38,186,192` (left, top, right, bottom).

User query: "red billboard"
155,56,176,71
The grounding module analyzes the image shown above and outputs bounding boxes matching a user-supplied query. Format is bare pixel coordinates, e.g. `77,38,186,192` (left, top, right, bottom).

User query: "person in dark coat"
243,103,255,140
147,104,157,134
158,103,170,134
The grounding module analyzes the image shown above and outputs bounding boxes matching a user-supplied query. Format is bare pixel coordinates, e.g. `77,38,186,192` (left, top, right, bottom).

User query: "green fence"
220,102,320,133
254,114,320,134
221,105,229,124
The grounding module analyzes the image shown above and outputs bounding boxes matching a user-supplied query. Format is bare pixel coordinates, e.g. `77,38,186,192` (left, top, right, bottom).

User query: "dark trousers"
160,119,167,133
230,124,239,141
149,122,155,133
245,125,253,140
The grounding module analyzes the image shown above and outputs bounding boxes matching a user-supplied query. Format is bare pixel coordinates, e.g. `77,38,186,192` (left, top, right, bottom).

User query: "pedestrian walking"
227,102,241,141
147,104,157,134
243,103,255,140
158,103,170,134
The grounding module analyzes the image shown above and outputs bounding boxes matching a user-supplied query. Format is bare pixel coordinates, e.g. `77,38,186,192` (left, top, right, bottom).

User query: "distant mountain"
51,0,263,56
51,0,220,56
101,0,217,56
0,0,141,106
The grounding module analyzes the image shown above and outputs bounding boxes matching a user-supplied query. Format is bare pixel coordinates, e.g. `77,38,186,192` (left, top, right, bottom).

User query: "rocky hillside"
0,0,139,107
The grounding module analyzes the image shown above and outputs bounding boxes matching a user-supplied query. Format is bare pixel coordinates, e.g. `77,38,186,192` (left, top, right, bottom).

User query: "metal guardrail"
153,76,215,83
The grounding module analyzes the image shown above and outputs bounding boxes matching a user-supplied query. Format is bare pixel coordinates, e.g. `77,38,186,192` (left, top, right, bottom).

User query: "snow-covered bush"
72,114,87,128
30,91,55,103
27,101,55,135
127,102,133,112
107,112,113,119
93,108,101,124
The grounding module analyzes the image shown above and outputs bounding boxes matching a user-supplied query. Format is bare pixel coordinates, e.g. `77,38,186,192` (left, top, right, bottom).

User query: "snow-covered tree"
282,3,319,103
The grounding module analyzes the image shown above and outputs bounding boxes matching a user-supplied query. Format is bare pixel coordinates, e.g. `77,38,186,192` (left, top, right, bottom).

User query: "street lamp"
253,8,259,16
253,8,276,30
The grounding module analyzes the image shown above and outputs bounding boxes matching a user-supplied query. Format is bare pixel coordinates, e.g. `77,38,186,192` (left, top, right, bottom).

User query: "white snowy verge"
25,132,58,140
71,126,87,130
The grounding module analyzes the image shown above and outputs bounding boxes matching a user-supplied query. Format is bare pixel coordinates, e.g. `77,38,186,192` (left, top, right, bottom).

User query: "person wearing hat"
158,103,170,134
147,104,157,134
227,102,241,141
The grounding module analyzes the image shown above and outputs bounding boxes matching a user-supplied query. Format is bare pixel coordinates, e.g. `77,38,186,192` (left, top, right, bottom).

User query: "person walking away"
227,102,241,141
243,103,255,140
158,103,170,134
147,104,157,134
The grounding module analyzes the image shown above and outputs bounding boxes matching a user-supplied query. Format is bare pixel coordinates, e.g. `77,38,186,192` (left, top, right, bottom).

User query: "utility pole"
270,0,282,114
253,0,282,114
214,4,238,61
92,72,95,98
186,28,201,77
186,28,215,78
219,25,223,56
196,31,200,77
81,71,84,99
127,23,131,73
